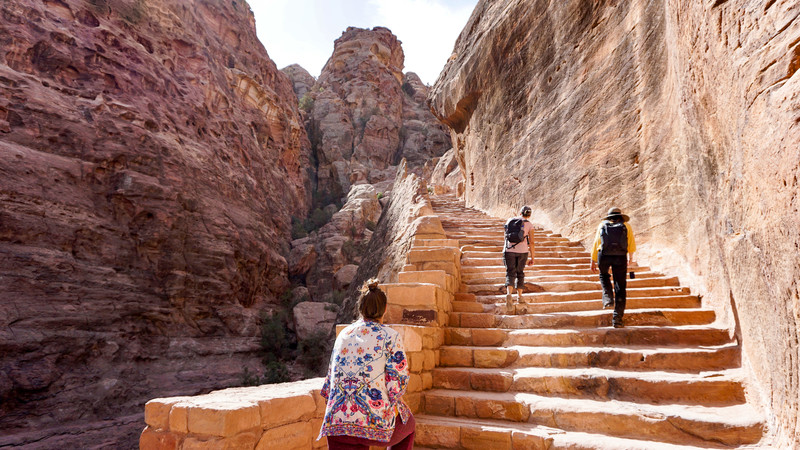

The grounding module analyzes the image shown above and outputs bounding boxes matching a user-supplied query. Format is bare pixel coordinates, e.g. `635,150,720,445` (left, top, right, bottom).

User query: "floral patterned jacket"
318,319,411,442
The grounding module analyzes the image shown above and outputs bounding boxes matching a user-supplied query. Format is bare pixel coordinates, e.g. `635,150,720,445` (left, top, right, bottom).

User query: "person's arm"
626,222,636,265
590,224,602,273
384,331,409,406
527,222,535,266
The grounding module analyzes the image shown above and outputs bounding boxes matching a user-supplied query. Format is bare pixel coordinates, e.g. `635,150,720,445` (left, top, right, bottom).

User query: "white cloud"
368,0,475,85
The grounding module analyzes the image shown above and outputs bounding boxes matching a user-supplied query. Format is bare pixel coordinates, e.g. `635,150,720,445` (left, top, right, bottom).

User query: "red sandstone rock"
0,0,310,447
307,27,450,198
281,63,316,101
428,0,800,445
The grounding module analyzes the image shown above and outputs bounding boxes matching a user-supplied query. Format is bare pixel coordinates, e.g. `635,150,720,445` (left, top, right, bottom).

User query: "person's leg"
387,414,416,450
514,252,526,300
611,256,628,326
326,435,369,450
598,255,614,309
504,252,516,308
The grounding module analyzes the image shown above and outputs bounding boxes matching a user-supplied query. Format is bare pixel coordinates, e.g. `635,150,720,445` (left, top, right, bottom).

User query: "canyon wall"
285,27,451,300
429,0,800,445
0,0,310,446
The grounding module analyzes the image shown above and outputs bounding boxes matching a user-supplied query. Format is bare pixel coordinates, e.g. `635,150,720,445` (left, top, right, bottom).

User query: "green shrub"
291,217,308,239
240,367,261,387
297,330,331,376
299,93,314,112
331,290,346,306
261,311,290,364
376,192,384,200
264,361,290,384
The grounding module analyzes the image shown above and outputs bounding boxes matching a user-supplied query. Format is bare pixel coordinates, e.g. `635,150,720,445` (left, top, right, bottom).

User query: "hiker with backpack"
503,206,535,310
590,207,636,328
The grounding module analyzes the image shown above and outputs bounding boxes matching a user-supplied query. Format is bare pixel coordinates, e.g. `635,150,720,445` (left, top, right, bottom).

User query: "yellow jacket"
590,221,636,262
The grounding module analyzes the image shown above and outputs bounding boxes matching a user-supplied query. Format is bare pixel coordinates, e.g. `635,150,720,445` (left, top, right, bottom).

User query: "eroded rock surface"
281,63,315,100
0,0,309,447
306,27,450,198
429,0,800,445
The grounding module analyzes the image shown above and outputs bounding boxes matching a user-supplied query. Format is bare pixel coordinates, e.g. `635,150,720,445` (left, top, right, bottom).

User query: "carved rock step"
439,343,740,372
439,342,740,373
463,250,589,260
464,277,680,293
465,295,702,315
430,366,746,405
467,286,691,301
461,270,660,282
415,414,720,450
449,308,716,329
420,390,764,447
442,326,734,348
463,257,593,267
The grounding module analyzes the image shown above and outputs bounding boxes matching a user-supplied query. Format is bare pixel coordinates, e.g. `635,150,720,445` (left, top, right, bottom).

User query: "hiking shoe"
613,321,624,328
602,302,614,309
505,293,514,309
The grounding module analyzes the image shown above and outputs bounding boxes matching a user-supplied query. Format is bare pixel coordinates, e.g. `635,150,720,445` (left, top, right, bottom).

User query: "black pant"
504,252,527,288
598,253,627,323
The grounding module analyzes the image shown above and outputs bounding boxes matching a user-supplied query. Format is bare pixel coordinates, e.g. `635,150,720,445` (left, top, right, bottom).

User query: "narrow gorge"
2,0,799,448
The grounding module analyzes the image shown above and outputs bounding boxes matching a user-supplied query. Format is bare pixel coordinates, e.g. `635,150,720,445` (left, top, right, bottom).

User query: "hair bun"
364,278,380,292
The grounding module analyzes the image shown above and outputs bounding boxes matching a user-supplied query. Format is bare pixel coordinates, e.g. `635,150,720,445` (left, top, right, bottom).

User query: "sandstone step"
430,367,746,405
467,285,691,300
420,390,763,447
463,257,593,267
462,277,680,292
415,414,723,450
478,295,702,315
441,326,733,348
461,270,660,282
449,308,716,329
505,326,733,348
438,343,741,371
509,344,741,372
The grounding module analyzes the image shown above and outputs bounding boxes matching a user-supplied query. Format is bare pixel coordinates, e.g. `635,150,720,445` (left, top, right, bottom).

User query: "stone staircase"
414,195,765,449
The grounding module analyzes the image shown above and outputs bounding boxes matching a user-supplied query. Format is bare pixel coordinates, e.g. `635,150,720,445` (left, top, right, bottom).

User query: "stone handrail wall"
141,210,458,449
140,378,327,449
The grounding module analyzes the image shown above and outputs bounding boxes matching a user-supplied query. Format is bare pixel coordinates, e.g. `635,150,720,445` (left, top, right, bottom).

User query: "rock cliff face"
0,0,309,446
281,63,315,100
307,27,450,198
289,27,451,301
429,0,800,445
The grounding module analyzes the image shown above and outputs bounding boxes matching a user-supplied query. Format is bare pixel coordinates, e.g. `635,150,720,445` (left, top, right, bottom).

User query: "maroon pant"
326,414,415,450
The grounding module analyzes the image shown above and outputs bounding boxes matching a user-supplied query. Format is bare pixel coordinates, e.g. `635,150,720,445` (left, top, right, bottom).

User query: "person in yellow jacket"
590,207,636,328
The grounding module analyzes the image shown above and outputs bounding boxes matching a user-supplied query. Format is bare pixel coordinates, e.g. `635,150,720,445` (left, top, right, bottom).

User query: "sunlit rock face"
281,63,315,100
429,0,800,445
307,26,450,199
0,0,310,446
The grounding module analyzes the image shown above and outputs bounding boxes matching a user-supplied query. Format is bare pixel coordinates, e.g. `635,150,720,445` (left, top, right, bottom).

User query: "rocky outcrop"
306,27,450,198
429,0,800,445
281,63,315,100
0,0,310,447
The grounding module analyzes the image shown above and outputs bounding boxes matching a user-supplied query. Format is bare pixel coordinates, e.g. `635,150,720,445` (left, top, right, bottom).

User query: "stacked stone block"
140,379,327,449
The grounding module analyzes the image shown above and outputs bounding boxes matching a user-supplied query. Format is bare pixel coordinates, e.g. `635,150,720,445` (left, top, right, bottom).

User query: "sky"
248,0,478,86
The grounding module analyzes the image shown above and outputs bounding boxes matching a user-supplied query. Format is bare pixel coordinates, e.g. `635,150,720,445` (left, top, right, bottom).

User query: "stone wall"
141,189,460,449
428,0,800,445
141,379,327,449
0,0,310,446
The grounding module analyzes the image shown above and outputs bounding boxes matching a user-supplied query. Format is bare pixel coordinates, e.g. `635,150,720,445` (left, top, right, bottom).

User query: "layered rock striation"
306,27,450,198
287,27,451,302
0,0,309,446
429,0,800,445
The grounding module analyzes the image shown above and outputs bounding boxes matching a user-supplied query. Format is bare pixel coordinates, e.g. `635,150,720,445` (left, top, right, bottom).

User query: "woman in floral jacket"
318,279,415,449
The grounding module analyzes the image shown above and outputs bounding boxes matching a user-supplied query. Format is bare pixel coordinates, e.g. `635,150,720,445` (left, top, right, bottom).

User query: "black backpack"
505,218,528,249
600,221,628,255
